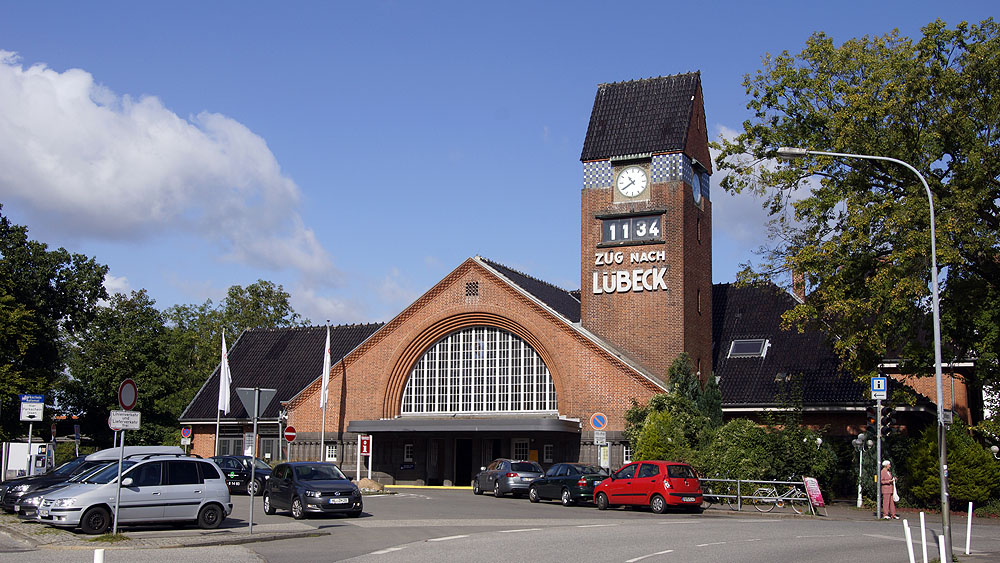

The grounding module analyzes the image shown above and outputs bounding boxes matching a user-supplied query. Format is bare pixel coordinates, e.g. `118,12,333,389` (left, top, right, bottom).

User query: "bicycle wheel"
722,482,740,511
785,486,808,514
751,487,776,513
700,486,715,510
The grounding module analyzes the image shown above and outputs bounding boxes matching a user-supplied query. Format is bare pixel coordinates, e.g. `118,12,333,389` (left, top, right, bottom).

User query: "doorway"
454,439,473,486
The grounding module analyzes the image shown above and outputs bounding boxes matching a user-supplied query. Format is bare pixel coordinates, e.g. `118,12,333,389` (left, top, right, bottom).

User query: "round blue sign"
590,412,608,431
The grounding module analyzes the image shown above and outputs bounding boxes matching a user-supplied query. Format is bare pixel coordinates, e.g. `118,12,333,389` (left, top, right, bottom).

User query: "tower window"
465,281,479,297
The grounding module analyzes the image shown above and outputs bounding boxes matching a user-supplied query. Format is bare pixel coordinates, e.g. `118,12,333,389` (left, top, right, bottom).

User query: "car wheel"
561,488,575,507
596,492,609,511
291,497,305,520
198,504,224,529
263,493,275,515
493,481,503,498
472,479,482,495
247,479,263,496
80,506,111,535
650,494,667,514
528,486,540,503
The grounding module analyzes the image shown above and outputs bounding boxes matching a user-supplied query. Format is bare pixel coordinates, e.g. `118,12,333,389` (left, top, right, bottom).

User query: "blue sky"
0,1,994,325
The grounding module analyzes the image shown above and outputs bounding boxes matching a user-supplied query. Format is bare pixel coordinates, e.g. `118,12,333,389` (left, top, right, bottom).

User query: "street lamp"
776,147,951,555
992,445,999,460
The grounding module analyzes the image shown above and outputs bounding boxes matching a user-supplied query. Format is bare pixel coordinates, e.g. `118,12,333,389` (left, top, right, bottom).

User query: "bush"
701,419,773,479
908,421,1000,508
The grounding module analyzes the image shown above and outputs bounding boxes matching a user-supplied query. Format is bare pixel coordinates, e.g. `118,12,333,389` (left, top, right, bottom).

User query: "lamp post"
776,147,951,555
992,445,998,460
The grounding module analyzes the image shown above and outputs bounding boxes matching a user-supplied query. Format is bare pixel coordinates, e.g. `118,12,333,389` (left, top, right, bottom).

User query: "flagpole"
216,328,232,457
319,324,331,462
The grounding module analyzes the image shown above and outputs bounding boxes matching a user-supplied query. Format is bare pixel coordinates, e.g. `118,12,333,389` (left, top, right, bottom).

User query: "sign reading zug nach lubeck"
592,250,668,294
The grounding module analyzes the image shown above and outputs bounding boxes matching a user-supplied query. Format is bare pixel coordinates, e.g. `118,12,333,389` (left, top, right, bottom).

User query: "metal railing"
699,478,813,515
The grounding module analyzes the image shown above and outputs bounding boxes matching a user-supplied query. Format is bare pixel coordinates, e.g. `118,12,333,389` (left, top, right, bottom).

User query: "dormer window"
728,339,770,358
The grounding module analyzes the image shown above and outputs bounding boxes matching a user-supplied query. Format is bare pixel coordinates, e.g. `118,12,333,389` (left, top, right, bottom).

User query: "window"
542,444,554,463
637,463,660,478
403,444,414,463
167,461,202,485
401,326,557,414
545,464,562,477
727,339,770,358
199,461,222,480
512,438,529,460
218,436,243,456
129,462,162,487
623,443,632,464
615,463,637,480
325,444,338,462
465,281,479,297
260,438,277,461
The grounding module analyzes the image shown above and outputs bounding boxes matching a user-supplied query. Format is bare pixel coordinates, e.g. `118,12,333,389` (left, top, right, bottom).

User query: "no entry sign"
284,426,296,442
118,379,138,410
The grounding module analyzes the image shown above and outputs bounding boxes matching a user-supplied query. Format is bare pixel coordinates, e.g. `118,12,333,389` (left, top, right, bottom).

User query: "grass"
89,533,130,543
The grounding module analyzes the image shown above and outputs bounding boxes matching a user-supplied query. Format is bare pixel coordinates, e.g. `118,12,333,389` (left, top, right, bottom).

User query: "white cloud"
292,286,370,325
0,50,338,284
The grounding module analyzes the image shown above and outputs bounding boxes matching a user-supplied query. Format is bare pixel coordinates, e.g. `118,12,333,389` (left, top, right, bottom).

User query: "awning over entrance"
346,417,581,434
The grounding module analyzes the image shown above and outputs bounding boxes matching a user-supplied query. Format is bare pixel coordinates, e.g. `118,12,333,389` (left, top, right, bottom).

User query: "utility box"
1,442,55,481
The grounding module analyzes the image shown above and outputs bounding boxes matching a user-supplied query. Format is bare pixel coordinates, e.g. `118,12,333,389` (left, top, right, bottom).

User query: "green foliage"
908,421,1000,508
701,418,773,479
0,207,109,440
713,19,1000,393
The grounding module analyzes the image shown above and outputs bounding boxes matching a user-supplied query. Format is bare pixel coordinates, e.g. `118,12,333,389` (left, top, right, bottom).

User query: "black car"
14,460,115,518
262,462,362,519
528,463,608,506
211,455,273,495
0,455,109,513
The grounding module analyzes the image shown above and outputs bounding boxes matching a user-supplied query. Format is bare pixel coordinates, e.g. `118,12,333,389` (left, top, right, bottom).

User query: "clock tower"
579,73,713,381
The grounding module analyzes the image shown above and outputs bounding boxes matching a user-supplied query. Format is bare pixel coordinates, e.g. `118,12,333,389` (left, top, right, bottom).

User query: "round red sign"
118,379,138,411
284,426,296,442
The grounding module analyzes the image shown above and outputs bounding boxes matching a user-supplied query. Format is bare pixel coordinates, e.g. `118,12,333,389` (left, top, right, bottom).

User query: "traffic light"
865,406,878,438
881,406,896,438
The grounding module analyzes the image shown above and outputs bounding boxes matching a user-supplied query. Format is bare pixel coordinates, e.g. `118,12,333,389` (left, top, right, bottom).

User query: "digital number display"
600,215,662,245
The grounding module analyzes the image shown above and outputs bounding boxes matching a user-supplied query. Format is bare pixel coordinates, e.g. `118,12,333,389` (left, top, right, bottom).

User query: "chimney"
792,271,806,302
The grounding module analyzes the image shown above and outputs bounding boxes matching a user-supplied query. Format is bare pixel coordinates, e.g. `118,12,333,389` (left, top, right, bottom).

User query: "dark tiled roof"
479,258,581,323
580,73,700,162
712,283,869,407
180,324,383,421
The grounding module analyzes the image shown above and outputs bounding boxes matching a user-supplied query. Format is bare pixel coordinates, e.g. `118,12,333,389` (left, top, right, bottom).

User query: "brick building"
179,73,973,485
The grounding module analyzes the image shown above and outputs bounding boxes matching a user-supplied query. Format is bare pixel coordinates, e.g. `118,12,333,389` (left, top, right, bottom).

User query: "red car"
593,460,703,513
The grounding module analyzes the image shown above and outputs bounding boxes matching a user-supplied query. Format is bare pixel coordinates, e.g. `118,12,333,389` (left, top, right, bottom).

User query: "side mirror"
121,477,134,487
347,476,354,482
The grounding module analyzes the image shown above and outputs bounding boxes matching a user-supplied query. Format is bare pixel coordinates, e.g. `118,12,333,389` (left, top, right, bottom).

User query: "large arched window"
401,326,557,414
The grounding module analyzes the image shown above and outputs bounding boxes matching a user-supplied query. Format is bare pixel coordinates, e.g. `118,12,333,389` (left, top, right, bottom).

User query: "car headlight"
52,498,77,507
13,484,31,493
22,496,42,506
304,490,323,498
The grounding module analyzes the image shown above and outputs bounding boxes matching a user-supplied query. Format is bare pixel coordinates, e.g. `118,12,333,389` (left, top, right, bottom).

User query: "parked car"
37,453,231,534
262,462,362,519
593,460,703,513
528,463,608,506
210,455,273,495
14,461,116,519
1,446,183,514
472,459,544,498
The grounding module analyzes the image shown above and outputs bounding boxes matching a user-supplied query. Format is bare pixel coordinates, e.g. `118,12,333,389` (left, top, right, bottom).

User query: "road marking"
369,547,405,555
577,523,618,528
625,549,674,562
743,538,762,542
796,534,849,539
696,541,726,547
498,528,542,533
428,535,469,542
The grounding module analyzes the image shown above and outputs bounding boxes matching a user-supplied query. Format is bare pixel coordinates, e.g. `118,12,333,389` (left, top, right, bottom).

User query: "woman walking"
880,460,898,519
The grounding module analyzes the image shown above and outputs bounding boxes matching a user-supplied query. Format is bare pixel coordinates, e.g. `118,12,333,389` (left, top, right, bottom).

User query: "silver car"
37,454,232,534
473,459,544,497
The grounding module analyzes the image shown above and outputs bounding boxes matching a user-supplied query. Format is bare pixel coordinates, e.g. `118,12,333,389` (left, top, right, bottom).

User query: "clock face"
692,172,702,203
616,165,648,197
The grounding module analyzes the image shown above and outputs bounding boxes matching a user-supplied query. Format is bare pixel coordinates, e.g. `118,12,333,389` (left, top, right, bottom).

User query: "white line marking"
625,549,674,562
577,523,618,528
696,541,726,547
744,538,762,542
498,528,543,533
369,547,405,555
427,535,469,542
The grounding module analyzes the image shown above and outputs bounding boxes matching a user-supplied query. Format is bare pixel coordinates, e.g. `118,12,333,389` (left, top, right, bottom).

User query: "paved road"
2,489,998,562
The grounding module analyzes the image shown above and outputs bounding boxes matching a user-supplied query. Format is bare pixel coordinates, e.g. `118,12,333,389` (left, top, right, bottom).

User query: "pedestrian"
880,460,898,519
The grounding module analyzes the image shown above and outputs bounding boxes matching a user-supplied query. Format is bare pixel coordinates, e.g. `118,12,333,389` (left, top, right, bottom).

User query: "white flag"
218,330,232,414
320,326,331,409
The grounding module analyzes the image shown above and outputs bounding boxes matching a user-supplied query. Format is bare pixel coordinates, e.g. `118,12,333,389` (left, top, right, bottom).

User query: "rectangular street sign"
19,394,45,422
109,410,141,430
593,430,607,445
871,376,887,400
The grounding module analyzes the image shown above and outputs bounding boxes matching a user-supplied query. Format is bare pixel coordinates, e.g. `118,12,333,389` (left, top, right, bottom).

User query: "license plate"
13,504,20,512
593,480,602,486
227,481,241,486
39,508,49,517
521,477,533,481
682,496,696,503
329,497,349,504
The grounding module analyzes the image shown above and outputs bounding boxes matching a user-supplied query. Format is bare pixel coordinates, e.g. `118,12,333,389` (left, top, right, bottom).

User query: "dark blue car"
262,462,362,519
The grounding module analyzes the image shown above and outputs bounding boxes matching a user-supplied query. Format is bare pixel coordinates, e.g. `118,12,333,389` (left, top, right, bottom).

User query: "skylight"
728,339,770,358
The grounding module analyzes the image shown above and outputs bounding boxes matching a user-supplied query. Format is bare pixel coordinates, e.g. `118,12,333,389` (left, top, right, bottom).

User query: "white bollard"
94,548,105,563
939,534,946,563
920,512,927,563
966,501,973,555
903,519,916,563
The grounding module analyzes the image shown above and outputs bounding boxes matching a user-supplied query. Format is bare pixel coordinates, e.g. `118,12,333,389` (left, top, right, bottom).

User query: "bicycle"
749,484,809,514
701,480,740,511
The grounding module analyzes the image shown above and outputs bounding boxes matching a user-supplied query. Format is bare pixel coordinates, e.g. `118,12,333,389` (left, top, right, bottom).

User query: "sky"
0,1,994,326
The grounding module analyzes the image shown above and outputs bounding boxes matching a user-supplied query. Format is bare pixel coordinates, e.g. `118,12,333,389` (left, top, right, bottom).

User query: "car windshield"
50,458,87,477
574,465,606,475
253,459,271,470
295,464,347,481
68,462,113,483
511,462,541,472
84,461,138,484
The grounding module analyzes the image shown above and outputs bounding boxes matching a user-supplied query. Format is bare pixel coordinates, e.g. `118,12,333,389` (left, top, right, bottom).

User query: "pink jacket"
880,467,895,493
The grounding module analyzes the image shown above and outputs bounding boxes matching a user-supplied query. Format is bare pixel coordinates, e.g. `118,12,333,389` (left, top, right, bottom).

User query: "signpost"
180,427,192,453
235,387,276,535
20,394,44,476
112,379,140,535
357,435,372,481
871,377,887,400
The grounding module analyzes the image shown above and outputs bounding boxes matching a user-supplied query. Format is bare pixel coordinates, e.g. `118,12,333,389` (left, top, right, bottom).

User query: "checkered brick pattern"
582,160,613,189
651,153,684,182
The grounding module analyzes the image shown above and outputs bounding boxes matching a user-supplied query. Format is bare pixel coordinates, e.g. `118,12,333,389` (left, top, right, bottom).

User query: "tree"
714,19,1000,393
908,421,1000,507
0,207,108,440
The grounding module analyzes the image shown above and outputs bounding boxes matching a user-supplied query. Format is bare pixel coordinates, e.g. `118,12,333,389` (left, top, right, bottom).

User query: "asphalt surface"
1,489,997,563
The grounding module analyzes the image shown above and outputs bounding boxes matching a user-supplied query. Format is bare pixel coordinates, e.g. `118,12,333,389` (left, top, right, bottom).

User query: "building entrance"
454,438,473,486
